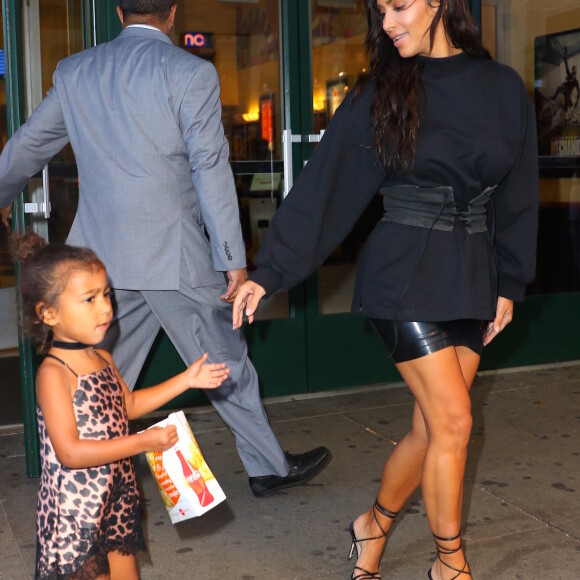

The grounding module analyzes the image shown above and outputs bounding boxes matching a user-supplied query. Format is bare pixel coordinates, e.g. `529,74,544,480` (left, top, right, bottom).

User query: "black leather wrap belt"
380,185,496,235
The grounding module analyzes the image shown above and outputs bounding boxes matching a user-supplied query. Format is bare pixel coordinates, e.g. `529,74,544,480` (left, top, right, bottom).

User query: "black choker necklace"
51,340,93,350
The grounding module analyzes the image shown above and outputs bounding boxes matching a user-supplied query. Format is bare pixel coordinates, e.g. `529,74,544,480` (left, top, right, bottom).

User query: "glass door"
301,0,398,391
22,0,84,244
95,0,396,397
168,0,309,397
0,10,16,352
2,0,90,475
61,1,399,401
166,0,398,395
174,0,398,393
91,0,310,398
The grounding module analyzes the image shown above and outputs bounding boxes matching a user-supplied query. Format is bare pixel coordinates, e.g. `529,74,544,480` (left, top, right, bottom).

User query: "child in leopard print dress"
13,232,230,579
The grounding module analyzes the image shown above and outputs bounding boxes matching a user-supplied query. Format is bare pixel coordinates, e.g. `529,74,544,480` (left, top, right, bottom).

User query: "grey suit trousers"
101,280,289,478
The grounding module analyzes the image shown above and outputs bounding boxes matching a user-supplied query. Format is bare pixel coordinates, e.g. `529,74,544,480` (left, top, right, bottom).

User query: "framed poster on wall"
534,27,580,172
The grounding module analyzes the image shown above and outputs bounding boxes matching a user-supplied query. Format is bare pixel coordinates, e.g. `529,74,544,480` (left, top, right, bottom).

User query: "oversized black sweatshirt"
251,52,539,321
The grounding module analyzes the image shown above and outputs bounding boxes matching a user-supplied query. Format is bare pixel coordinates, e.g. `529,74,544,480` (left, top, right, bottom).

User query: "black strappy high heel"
347,499,399,580
427,532,471,579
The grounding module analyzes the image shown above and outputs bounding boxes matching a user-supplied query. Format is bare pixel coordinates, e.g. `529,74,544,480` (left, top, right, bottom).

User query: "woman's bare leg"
350,400,429,575
350,346,479,578
397,346,479,579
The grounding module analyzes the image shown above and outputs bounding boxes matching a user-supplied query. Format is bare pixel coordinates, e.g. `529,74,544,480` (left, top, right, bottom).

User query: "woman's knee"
431,407,473,449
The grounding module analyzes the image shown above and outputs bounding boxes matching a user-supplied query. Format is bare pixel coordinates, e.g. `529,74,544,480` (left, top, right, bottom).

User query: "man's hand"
483,296,514,346
219,268,248,303
1,206,12,228
232,280,266,329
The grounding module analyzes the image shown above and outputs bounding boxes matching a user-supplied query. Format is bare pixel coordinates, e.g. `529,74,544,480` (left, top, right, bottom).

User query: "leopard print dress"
35,353,146,579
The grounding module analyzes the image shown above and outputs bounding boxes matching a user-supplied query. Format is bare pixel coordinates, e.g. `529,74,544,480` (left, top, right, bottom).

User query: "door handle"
24,164,51,217
282,129,325,199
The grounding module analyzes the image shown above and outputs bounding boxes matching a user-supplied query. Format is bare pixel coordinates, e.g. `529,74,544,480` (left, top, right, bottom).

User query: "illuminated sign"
183,32,214,50
260,95,274,144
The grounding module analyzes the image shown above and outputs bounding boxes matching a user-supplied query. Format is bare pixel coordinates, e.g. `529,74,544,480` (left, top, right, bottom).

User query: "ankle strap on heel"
348,501,400,579
432,531,461,556
432,532,471,578
373,500,399,520
372,500,399,536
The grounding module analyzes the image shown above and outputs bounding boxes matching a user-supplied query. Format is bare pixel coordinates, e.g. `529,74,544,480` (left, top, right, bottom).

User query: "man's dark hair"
118,0,175,21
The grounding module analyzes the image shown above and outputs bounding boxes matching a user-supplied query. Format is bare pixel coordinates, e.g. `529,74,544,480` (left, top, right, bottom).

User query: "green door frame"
93,0,121,45
2,0,39,477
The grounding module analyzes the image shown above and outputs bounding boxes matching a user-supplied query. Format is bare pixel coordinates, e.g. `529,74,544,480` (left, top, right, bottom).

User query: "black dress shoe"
249,447,331,497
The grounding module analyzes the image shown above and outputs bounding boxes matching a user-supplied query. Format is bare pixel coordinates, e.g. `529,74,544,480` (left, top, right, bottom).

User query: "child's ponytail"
9,231,47,262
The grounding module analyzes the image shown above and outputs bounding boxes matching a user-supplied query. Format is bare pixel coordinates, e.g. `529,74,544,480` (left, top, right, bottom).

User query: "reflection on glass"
175,2,282,162
480,0,580,295
21,0,83,245
176,0,287,320
311,0,375,314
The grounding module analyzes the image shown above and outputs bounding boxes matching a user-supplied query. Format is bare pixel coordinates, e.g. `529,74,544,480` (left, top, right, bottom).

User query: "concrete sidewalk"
1,362,579,579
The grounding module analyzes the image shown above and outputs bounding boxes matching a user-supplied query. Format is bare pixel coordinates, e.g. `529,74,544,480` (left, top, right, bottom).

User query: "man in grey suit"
0,0,329,497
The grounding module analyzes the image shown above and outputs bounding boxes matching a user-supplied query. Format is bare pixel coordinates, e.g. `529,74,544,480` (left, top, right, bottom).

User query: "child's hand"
145,425,179,451
185,353,229,389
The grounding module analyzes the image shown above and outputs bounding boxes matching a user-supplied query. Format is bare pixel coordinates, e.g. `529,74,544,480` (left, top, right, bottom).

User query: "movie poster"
534,27,580,158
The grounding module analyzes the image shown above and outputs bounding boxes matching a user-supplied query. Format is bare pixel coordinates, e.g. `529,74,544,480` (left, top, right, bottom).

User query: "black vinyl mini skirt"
370,319,486,363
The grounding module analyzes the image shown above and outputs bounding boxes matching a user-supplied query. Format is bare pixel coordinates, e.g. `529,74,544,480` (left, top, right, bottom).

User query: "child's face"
43,266,113,345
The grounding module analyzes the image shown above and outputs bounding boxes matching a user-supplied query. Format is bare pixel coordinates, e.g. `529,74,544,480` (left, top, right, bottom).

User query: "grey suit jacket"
0,26,245,290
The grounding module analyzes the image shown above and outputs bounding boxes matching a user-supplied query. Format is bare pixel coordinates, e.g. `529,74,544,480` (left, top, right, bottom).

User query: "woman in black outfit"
233,1,538,578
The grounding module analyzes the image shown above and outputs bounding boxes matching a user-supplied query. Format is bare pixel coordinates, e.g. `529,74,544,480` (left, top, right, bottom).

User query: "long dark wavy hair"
359,0,490,173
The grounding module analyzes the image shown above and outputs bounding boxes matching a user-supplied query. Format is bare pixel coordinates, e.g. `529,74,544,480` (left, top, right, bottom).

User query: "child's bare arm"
108,351,230,420
37,363,178,469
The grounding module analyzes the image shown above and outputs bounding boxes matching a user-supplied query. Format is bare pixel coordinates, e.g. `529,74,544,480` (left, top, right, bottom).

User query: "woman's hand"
483,296,514,346
185,352,229,389
232,280,266,329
